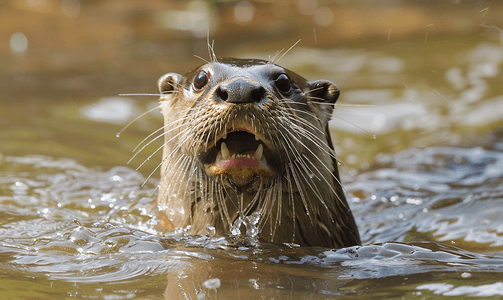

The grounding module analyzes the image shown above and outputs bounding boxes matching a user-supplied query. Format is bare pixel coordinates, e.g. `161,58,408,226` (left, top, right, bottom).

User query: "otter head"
156,58,359,247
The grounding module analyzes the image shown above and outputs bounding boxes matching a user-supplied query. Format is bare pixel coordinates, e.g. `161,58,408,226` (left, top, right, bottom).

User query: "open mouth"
205,129,273,186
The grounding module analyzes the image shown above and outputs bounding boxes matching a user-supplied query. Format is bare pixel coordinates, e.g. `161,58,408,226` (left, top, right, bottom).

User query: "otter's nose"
215,79,266,104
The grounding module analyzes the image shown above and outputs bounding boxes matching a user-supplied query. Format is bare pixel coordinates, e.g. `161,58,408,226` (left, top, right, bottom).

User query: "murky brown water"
2,0,503,299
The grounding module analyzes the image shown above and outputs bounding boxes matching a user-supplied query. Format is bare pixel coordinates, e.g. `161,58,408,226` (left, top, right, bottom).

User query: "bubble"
10,32,28,54
234,1,254,24
314,6,333,27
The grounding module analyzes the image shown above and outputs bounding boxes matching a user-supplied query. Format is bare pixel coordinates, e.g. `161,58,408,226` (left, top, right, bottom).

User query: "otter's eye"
274,73,291,93
193,70,209,90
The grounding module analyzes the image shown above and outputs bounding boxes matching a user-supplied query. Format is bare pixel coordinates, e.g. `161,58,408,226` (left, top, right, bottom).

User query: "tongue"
216,154,261,169
208,146,271,186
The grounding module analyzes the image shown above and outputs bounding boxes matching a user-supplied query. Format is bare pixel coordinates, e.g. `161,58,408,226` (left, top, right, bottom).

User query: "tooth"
255,144,263,160
223,131,227,139
232,154,236,159
255,135,259,141
221,142,230,159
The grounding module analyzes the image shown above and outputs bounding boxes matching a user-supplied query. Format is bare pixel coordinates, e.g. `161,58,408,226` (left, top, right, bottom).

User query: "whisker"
134,126,189,170
269,48,283,64
194,54,209,64
274,118,346,205
130,118,190,154
273,39,301,64
310,101,376,107
116,105,160,138
119,93,165,96
331,116,375,136
128,122,187,165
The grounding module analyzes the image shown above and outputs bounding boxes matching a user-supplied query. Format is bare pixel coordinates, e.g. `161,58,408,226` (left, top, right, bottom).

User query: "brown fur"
155,58,360,248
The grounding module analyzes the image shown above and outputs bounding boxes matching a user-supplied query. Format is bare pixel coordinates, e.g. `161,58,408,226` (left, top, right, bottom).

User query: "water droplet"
206,226,216,236
116,133,120,138
244,212,261,238
203,278,221,289
10,32,28,55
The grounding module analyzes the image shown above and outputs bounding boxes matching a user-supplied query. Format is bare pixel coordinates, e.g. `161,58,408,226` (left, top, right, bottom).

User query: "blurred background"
2,2,503,298
1,0,503,176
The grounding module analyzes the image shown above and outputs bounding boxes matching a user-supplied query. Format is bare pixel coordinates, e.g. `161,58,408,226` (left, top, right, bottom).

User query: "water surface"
1,1,503,299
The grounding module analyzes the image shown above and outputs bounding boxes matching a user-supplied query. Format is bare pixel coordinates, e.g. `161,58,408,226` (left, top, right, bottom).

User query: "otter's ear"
157,73,183,99
308,80,340,104
307,80,340,124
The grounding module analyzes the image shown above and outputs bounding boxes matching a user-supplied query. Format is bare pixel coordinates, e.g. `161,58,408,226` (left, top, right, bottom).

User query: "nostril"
217,86,228,101
251,86,265,103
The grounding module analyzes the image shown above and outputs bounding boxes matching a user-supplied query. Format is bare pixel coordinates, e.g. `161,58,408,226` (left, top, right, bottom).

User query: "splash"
230,211,261,240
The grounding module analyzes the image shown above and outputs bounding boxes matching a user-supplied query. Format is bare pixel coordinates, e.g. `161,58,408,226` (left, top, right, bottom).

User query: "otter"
155,57,360,248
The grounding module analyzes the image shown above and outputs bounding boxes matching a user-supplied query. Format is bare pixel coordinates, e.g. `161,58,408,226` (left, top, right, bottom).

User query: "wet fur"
154,54,360,248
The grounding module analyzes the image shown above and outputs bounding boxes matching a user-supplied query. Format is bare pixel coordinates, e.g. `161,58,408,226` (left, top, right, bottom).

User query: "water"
2,144,503,298
2,1,503,299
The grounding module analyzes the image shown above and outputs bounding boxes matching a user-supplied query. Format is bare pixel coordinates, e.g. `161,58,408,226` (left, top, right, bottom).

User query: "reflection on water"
348,146,503,250
80,97,139,125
